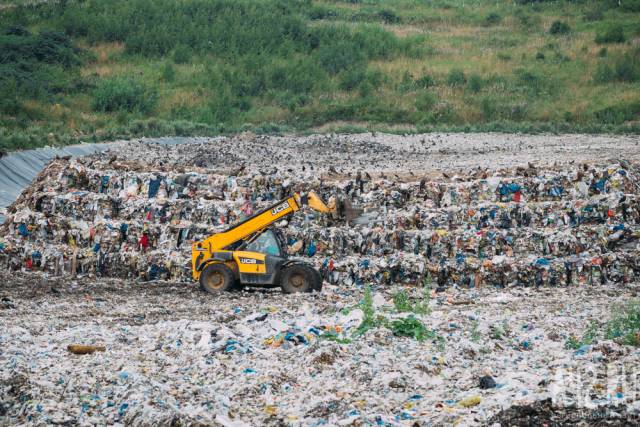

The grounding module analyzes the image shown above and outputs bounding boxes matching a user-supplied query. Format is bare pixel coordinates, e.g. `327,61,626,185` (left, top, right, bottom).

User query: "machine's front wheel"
200,263,237,294
280,264,322,293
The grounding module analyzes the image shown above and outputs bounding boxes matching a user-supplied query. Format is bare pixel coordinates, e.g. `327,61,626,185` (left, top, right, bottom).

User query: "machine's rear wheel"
280,264,322,293
200,263,237,294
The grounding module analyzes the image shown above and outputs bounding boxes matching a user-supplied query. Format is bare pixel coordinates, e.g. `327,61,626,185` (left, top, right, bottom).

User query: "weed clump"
392,287,431,315
390,315,434,341
357,277,435,342
356,285,378,335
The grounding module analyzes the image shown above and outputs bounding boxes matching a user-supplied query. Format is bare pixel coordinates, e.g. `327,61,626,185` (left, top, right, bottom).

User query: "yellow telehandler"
191,192,334,294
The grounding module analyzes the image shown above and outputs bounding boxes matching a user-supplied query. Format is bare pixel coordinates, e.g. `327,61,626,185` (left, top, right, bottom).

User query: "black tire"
309,266,323,291
200,263,237,294
280,264,322,294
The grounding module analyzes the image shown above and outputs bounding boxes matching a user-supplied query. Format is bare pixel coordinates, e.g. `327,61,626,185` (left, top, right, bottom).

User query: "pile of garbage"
1,136,639,288
2,134,640,426
1,271,640,425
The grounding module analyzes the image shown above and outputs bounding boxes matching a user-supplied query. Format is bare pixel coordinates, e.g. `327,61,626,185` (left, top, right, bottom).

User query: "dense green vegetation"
1,0,639,151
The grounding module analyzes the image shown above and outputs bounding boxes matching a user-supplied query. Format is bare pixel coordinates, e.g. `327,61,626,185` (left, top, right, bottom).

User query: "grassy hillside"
1,0,639,151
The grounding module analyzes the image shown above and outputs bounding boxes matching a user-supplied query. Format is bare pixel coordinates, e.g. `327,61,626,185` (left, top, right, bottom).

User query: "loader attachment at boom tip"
297,190,334,214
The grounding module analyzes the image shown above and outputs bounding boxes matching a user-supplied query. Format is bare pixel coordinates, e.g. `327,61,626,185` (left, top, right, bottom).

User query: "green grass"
565,300,640,349
565,320,598,349
1,0,640,151
605,300,640,346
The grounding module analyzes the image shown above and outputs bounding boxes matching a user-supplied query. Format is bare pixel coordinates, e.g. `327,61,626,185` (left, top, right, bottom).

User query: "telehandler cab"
191,191,334,294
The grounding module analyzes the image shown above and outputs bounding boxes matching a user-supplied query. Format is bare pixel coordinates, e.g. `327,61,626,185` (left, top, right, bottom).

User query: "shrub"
563,111,574,122
593,101,640,124
172,45,192,64
398,71,415,92
480,97,528,121
515,10,540,28
92,77,158,113
594,63,614,83
583,9,604,22
598,47,608,57
549,20,570,35
308,6,336,20
484,12,502,26
415,92,437,112
535,51,545,60
553,51,571,63
415,74,435,89
316,39,366,75
595,25,625,43
356,285,378,335
400,35,433,59
614,51,640,82
0,77,21,115
357,69,386,96
161,63,175,82
514,68,546,96
594,51,640,83
418,101,458,125
615,0,640,12
266,58,323,94
480,97,496,121
497,52,512,61
352,25,401,60
0,27,84,99
565,321,598,349
339,67,366,91
447,68,466,86
467,74,483,93
378,9,400,24
0,28,83,68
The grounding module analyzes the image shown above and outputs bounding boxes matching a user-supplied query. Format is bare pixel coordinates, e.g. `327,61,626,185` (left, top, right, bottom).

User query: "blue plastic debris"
118,403,129,417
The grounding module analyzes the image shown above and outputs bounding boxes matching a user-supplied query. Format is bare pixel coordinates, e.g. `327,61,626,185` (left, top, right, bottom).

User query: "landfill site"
1,132,640,426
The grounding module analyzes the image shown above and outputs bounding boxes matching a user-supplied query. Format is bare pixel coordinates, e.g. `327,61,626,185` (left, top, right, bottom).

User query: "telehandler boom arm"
193,191,333,254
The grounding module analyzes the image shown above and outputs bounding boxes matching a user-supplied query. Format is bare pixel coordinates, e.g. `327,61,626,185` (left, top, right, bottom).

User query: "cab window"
245,230,282,256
